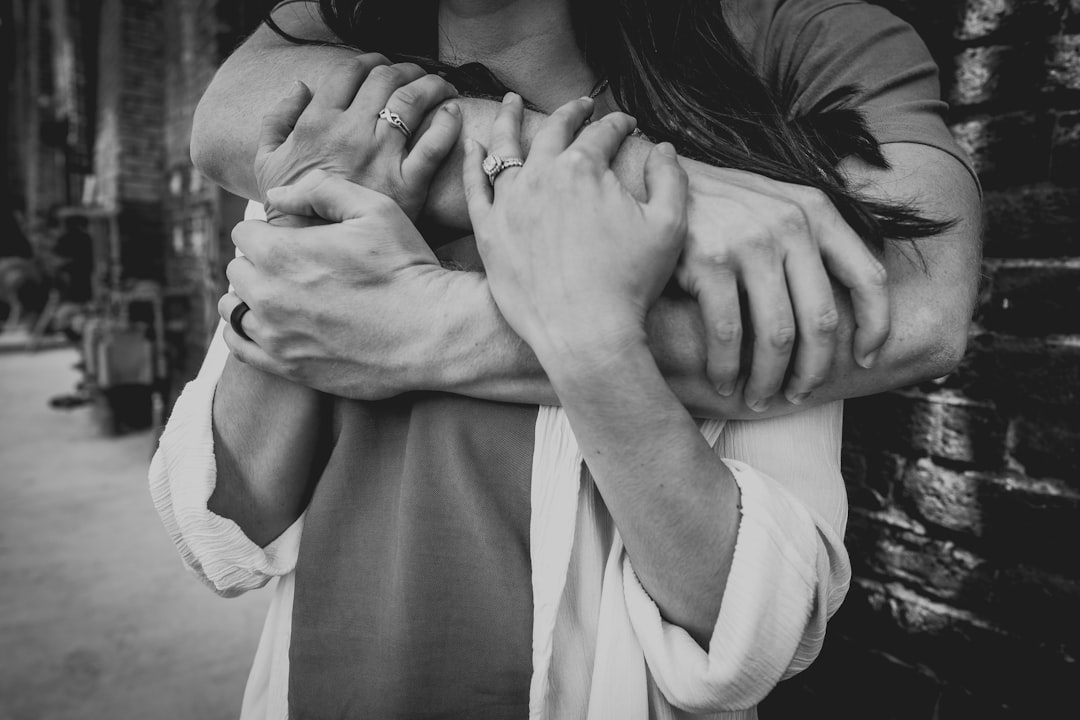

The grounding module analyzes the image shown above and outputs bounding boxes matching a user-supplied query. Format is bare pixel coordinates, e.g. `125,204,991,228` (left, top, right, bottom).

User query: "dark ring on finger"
230,301,253,343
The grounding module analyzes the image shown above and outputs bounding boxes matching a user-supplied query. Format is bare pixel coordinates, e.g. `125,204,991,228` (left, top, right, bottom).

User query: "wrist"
536,321,651,390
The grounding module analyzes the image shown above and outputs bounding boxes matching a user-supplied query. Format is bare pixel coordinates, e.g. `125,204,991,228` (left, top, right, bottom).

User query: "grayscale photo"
1,0,1076,718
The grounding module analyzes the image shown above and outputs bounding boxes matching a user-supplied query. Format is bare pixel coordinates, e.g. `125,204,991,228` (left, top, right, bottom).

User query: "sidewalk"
0,347,270,720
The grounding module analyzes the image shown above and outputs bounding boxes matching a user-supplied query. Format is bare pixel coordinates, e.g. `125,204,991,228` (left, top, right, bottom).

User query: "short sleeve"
748,0,979,188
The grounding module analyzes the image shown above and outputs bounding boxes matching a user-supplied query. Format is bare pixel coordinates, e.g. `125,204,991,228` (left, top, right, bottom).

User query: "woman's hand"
676,162,889,411
218,171,448,398
462,94,688,370
253,54,462,220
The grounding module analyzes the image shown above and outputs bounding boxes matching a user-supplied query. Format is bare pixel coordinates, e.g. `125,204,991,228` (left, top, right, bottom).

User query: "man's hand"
253,55,461,220
676,162,890,411
219,171,451,398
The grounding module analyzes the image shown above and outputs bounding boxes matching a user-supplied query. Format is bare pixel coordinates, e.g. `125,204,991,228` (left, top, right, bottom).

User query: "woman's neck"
437,0,597,111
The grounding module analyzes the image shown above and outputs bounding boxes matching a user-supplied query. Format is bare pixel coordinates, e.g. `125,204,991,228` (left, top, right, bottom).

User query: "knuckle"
395,62,424,76
358,52,390,68
866,259,888,289
769,323,797,351
390,85,421,109
740,228,779,257
711,320,743,345
814,306,841,335
800,186,831,213
562,148,595,171
776,202,810,237
367,64,400,84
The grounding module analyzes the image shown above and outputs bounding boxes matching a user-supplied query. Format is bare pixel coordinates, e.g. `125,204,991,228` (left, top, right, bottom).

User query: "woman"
152,1,979,717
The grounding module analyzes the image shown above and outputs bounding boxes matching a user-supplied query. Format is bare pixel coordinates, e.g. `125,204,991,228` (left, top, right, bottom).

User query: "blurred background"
0,0,1077,718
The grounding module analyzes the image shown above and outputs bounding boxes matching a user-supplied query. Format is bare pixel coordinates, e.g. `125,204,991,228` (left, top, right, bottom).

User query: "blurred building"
3,0,262,411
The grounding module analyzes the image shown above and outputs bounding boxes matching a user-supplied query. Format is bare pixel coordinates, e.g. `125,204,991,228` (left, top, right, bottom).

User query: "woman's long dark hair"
265,0,952,247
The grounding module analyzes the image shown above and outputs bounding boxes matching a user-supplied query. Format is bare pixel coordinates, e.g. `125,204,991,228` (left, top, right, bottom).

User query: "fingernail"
443,102,460,116
786,391,810,406
657,142,676,157
265,186,283,203
503,92,518,104
716,383,735,397
745,394,770,413
859,350,879,369
464,138,476,154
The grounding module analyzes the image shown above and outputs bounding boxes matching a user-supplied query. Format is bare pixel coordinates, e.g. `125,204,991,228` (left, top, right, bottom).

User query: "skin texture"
200,0,980,629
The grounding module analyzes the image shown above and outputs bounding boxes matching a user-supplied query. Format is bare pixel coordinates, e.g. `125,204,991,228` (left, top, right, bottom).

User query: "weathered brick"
846,510,1080,648
981,184,1080,256
950,112,1055,189
898,458,1080,571
834,580,1078,713
1051,110,1080,184
948,45,1047,107
845,391,1009,467
952,0,1067,42
953,333,1080,407
980,259,1080,335
1010,406,1080,481
1046,34,1080,94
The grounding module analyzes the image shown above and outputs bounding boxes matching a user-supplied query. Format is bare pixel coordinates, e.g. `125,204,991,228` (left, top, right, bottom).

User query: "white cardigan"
149,202,850,720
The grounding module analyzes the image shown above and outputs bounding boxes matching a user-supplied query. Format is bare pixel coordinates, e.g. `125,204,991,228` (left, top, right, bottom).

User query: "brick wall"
762,1,1080,717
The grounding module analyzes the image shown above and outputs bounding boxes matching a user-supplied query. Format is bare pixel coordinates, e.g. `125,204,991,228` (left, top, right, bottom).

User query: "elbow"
898,306,973,384
189,95,227,186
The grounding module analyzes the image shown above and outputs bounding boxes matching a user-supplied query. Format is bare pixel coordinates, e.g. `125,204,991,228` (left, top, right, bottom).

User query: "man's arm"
427,138,979,420
192,12,979,420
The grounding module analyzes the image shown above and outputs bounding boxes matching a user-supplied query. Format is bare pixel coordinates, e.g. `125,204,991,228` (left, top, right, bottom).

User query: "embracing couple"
151,0,981,718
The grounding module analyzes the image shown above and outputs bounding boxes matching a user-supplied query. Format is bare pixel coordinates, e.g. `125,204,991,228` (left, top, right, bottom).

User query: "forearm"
208,356,326,547
541,332,741,645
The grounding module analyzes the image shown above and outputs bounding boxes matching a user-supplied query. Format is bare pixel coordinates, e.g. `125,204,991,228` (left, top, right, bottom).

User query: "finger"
693,268,744,396
569,112,637,165
801,191,889,368
781,245,840,405
486,92,526,188
223,322,281,373
353,62,427,123
462,139,493,227
530,96,594,160
402,102,463,188
224,256,260,302
230,220,277,268
265,170,386,223
643,143,689,221
369,74,458,148
311,53,390,110
218,291,262,345
257,81,313,158
741,252,797,413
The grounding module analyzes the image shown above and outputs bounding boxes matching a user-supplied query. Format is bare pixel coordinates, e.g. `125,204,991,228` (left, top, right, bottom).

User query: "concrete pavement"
0,346,270,720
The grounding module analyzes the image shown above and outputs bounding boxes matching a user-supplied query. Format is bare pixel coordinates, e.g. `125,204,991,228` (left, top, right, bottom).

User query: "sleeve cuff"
148,321,302,597
621,459,850,713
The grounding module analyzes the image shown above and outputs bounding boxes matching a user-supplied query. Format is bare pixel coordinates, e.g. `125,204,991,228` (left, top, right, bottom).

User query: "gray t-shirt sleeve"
752,0,979,187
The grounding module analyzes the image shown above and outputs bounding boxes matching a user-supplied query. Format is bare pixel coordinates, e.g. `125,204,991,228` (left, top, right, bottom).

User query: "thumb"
462,138,493,229
257,81,312,159
265,170,383,223
643,142,689,226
